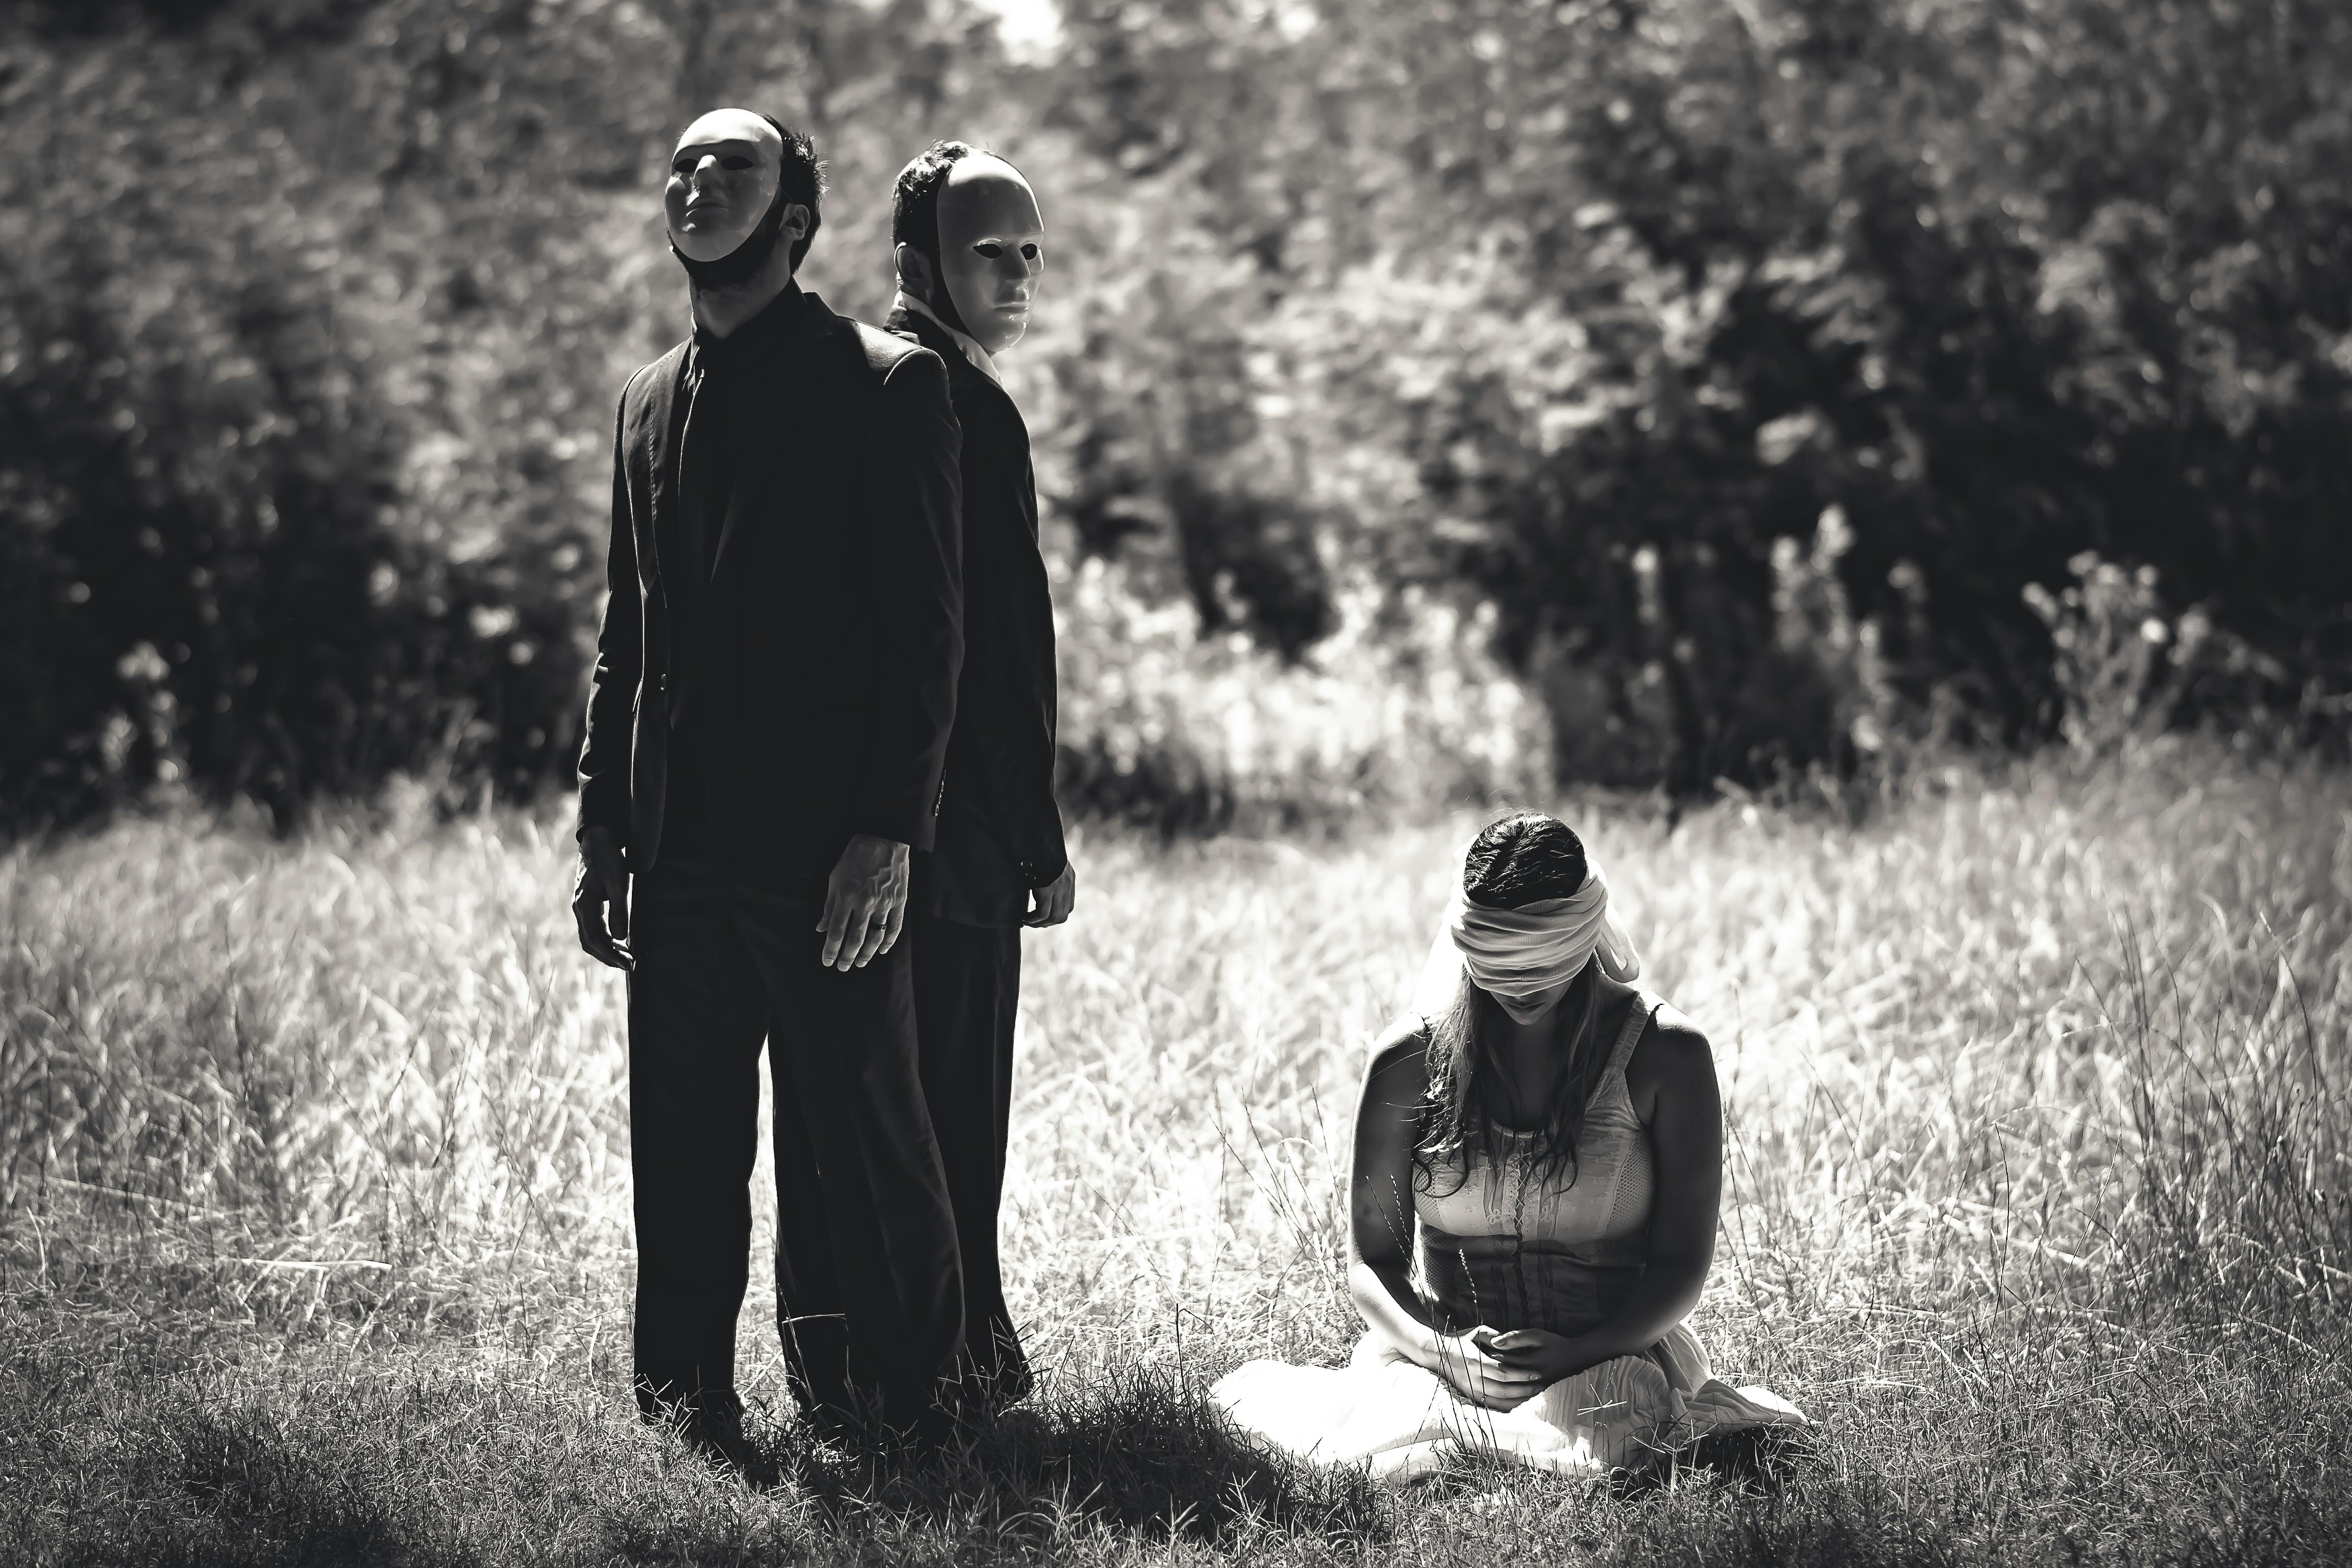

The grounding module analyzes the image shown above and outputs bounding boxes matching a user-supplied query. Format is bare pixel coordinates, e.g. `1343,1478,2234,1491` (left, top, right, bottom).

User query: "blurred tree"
4,0,2347,828
2,18,414,823
0,0,1009,826
1023,0,1345,656
0,0,638,824
1275,0,2351,785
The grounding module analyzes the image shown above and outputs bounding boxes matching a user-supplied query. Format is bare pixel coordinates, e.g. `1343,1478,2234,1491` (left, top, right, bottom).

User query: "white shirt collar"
894,290,1000,384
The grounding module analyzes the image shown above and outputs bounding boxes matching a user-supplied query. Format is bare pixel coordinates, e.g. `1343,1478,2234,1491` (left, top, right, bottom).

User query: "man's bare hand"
1024,862,1076,927
572,826,633,970
817,834,910,971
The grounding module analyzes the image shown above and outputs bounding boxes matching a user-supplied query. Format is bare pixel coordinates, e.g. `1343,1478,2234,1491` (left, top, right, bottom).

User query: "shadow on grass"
742,1364,1394,1554
733,1380,1833,1557
19,1316,2352,1568
1623,1423,1828,1500
167,1406,475,1568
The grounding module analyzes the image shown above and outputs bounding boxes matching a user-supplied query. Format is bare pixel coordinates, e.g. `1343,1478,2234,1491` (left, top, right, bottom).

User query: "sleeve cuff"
576,805,627,846
853,816,936,853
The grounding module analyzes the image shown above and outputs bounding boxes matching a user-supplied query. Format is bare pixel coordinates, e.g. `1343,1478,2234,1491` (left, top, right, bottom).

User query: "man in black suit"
885,142,1074,1409
572,109,966,1450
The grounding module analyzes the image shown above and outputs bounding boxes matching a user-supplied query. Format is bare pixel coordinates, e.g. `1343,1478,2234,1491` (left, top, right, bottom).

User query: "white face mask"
664,110,806,287
935,157,1045,355
666,112,781,260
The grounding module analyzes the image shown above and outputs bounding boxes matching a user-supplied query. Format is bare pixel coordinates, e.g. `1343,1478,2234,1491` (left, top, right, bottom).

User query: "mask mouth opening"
671,173,790,289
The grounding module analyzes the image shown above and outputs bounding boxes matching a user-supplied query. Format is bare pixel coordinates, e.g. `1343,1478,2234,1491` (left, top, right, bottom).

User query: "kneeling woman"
1214,813,1802,1483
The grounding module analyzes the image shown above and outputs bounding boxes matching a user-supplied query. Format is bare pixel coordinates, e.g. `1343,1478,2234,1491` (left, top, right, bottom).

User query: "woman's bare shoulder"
1363,1014,1433,1083
1625,999,1718,1108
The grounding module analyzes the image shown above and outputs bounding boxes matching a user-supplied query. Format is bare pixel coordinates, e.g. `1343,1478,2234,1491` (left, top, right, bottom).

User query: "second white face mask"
936,159,1045,356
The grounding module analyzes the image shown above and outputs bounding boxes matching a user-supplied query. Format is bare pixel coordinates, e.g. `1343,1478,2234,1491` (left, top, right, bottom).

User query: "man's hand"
1024,862,1076,928
1424,1328,1550,1411
817,834,911,971
572,826,633,971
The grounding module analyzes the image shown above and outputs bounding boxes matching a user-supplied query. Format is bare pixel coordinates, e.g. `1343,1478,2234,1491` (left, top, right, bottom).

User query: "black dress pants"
626,856,964,1431
909,910,1031,1402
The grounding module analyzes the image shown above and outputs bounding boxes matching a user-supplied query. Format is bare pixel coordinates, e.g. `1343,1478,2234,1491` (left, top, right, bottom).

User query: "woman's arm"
1345,1022,1440,1361
1348,1020,1547,1410
1492,1015,1724,1383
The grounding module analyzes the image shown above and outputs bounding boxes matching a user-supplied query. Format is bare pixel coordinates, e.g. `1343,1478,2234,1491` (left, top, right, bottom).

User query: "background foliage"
4,0,2347,826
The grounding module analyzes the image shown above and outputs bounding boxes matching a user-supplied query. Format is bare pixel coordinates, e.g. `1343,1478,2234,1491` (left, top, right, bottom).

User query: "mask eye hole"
722,156,752,170
972,243,1003,259
1020,243,1040,261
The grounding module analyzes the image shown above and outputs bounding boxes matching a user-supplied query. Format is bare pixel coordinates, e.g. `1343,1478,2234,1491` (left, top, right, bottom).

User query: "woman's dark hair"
1414,812,1608,1200
1461,811,1587,908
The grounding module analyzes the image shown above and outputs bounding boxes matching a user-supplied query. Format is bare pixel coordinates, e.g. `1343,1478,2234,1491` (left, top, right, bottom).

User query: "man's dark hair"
760,113,826,270
891,140,976,261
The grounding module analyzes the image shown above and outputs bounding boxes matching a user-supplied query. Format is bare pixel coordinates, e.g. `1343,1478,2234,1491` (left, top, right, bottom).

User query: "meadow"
3,741,2348,1566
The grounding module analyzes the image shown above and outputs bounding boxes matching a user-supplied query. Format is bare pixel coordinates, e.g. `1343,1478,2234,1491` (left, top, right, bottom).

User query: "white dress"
1213,992,1804,1484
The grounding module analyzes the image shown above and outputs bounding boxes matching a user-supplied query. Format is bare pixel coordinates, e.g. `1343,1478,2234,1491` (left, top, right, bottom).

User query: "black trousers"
909,910,1031,1402
626,856,964,1430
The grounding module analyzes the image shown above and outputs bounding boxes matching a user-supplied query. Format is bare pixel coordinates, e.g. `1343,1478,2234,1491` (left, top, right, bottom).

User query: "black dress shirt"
659,284,809,862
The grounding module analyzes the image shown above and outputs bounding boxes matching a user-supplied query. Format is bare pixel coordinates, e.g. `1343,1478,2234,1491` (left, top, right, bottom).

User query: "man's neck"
897,286,1000,383
691,259,797,340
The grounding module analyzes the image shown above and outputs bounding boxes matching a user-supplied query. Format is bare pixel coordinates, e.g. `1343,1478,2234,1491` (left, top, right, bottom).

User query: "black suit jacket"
578,289,964,894
887,306,1067,927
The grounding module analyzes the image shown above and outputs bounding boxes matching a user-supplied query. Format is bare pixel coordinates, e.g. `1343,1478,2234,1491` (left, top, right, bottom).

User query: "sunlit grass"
4,739,2348,1564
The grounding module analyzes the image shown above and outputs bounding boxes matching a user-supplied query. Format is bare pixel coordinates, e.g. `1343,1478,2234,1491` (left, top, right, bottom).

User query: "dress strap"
1592,990,1660,1101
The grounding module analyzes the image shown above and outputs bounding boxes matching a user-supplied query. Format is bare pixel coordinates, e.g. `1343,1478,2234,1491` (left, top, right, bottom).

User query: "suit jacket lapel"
888,303,943,356
892,308,975,392
638,342,690,600
895,307,1039,546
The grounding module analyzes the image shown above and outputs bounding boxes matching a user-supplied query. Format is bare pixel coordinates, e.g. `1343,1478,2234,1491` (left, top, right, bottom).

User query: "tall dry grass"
3,740,2348,1564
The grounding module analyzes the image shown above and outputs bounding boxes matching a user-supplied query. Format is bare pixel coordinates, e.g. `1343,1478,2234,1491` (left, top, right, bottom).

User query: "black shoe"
644,1389,762,1474
791,1399,865,1451
941,1338,1034,1424
790,1391,961,1464
684,1403,752,1465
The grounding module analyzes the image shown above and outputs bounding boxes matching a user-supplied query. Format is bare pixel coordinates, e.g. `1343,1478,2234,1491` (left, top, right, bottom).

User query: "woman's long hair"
1413,813,1611,1200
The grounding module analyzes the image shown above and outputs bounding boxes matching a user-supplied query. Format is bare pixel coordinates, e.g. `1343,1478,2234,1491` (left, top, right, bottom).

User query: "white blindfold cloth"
1408,857,1640,1017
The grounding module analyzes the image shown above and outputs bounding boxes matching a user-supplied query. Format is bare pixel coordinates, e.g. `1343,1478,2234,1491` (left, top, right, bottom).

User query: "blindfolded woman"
1213,812,1803,1482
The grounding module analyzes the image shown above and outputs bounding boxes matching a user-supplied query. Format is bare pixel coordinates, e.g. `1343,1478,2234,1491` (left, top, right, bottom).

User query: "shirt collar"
894,290,1000,384
693,280,805,360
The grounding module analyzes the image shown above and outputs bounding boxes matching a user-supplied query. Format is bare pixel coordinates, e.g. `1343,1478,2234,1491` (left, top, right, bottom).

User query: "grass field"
4,742,2349,1565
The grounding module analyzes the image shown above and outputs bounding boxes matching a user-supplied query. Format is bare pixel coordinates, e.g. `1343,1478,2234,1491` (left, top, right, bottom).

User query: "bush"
7,0,2351,831
1248,0,2352,785
1052,546,1551,836
0,7,592,829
